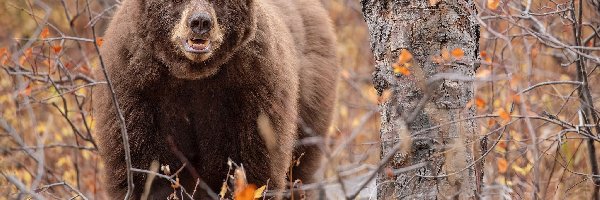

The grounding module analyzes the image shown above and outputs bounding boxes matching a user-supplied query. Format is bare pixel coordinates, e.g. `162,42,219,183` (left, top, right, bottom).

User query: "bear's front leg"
237,84,300,198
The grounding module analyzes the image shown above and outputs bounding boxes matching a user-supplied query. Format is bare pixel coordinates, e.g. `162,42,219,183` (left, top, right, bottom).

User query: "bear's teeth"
187,39,210,51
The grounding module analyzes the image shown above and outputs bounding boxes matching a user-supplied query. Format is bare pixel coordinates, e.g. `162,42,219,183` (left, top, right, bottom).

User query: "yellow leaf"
253,185,266,199
512,163,533,176
451,48,464,60
219,182,228,198
487,0,500,10
393,64,411,76
497,158,508,173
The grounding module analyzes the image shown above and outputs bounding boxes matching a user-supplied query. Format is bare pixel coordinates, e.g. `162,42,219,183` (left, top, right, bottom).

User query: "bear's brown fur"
94,0,338,198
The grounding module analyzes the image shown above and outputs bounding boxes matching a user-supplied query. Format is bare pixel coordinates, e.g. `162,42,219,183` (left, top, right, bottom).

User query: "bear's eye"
172,0,182,3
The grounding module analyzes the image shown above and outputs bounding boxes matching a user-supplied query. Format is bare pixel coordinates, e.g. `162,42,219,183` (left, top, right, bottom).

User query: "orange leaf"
480,51,488,58
40,28,50,39
451,48,464,60
0,48,7,65
487,119,497,127
474,97,486,109
20,48,33,66
96,37,104,47
397,49,413,64
512,94,521,103
496,141,507,152
20,84,32,96
24,48,33,58
79,65,91,74
497,158,508,173
0,47,6,57
393,64,411,76
234,184,257,200
487,0,500,10
52,45,62,53
497,108,510,121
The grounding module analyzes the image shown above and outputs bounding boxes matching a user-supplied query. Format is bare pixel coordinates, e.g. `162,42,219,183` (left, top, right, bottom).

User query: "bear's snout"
189,13,213,35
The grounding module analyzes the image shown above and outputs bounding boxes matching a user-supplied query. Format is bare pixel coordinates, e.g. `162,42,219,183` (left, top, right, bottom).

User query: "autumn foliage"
2,0,600,199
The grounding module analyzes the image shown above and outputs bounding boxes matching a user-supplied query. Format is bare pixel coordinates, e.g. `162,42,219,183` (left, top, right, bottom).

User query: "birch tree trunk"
360,0,480,199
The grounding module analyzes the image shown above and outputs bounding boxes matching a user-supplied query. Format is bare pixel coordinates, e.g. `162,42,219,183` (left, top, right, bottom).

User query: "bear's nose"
189,13,213,35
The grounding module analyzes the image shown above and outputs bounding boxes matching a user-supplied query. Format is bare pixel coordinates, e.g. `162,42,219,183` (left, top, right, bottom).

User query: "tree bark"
360,0,480,199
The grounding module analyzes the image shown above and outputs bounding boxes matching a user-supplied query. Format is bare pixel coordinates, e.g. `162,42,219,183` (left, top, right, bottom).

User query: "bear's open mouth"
183,38,211,53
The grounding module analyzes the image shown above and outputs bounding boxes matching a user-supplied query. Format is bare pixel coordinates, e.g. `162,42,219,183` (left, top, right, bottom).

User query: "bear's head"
136,0,257,79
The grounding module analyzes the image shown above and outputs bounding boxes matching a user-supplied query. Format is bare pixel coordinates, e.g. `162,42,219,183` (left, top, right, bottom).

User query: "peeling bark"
360,0,480,199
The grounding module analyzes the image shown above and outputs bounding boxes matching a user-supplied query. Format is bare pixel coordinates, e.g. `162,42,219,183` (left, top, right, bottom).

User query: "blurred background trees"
2,0,600,199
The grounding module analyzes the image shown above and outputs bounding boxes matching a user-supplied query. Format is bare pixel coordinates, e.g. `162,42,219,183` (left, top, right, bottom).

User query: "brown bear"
93,0,338,199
